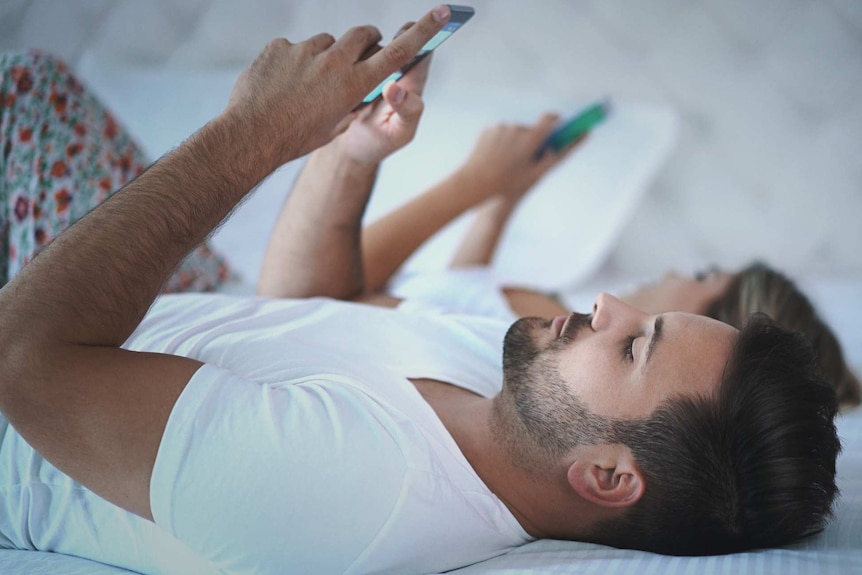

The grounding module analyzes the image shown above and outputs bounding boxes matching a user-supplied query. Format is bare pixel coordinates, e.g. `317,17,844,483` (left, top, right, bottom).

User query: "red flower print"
50,91,68,115
50,161,67,178
104,115,118,139
66,142,83,158
4,93,15,107
13,196,30,222
11,67,33,93
35,228,47,246
54,189,72,213
68,75,83,95
73,123,87,137
19,127,33,143
33,204,43,219
18,73,33,93
99,177,112,192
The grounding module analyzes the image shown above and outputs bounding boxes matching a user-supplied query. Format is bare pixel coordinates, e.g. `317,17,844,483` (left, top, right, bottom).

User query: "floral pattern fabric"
0,50,231,291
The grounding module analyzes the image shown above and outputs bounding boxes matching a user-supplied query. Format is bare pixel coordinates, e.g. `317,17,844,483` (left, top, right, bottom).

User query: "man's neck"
410,378,569,539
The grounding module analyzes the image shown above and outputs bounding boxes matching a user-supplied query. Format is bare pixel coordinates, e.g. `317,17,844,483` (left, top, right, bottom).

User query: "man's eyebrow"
645,315,664,365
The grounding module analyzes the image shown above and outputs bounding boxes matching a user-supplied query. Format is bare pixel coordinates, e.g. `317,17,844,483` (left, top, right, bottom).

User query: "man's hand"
0,7,451,522
226,7,449,167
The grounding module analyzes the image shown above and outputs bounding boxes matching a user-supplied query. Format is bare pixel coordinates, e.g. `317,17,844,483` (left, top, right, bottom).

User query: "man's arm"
0,8,449,521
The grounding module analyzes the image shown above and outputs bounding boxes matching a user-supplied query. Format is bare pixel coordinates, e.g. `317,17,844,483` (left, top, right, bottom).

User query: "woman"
357,118,861,409
0,51,229,292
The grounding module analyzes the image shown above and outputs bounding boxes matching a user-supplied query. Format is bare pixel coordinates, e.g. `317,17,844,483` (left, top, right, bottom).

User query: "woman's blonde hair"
705,262,860,408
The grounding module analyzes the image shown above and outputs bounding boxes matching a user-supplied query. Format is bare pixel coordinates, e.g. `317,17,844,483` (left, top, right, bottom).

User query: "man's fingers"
366,6,449,76
358,43,383,63
399,52,432,97
306,32,337,53
394,21,415,39
385,22,432,97
333,25,383,62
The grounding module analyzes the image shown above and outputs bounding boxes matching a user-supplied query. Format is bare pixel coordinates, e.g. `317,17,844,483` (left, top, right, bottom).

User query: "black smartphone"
534,100,611,160
358,5,475,107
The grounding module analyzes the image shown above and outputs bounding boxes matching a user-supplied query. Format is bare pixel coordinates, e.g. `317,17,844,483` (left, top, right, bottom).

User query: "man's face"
497,293,738,459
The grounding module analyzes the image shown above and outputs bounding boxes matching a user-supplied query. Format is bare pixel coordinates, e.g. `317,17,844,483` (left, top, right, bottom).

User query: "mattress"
4,1,859,570
446,400,862,574
1,400,859,574
1,275,859,574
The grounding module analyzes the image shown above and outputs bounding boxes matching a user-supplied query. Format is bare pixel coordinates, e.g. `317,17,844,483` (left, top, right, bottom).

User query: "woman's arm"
362,113,573,292
258,42,431,300
449,195,518,268
360,167,490,293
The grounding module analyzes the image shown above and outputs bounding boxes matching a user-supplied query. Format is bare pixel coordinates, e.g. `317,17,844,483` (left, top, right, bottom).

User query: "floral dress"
0,50,231,291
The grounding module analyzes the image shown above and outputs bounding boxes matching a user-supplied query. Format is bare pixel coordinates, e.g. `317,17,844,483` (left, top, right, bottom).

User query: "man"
0,5,840,575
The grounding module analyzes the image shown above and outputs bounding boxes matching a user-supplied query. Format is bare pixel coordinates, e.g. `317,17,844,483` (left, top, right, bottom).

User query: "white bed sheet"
1,402,859,575
443,404,862,574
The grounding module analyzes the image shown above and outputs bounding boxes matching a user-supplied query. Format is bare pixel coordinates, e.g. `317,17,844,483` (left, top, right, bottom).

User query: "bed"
1,68,860,573
0,10,862,575
1,303,860,574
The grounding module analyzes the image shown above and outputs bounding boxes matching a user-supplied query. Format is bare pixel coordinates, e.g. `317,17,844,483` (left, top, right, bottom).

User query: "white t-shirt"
0,294,532,575
390,268,518,322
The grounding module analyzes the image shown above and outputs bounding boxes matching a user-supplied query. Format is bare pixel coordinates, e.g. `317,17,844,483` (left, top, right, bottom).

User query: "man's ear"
565,444,644,508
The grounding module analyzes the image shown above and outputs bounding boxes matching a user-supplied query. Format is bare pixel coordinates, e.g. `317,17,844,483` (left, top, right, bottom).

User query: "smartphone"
358,5,475,107
535,100,611,159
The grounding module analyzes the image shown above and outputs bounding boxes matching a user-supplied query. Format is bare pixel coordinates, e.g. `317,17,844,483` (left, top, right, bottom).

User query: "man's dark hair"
591,313,841,555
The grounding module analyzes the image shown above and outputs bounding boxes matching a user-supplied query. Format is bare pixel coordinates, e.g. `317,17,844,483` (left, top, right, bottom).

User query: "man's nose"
591,292,643,330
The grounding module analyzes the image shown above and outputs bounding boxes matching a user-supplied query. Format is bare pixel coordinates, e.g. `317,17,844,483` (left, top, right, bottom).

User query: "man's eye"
625,335,636,361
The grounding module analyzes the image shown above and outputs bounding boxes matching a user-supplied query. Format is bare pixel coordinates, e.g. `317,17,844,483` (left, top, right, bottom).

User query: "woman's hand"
457,113,582,207
334,26,432,166
225,10,447,167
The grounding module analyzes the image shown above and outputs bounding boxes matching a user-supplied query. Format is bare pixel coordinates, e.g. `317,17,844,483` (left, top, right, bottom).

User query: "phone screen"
360,6,474,106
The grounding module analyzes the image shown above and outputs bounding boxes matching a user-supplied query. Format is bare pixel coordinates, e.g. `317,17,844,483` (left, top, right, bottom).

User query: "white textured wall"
3,0,861,278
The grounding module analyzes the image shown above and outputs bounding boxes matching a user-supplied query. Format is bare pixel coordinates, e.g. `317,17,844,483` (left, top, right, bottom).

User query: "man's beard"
493,313,612,471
